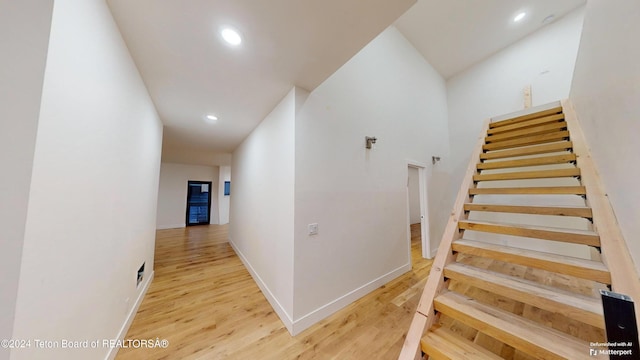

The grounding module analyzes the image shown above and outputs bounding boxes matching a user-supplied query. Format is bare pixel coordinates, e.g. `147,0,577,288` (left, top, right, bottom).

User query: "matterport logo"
590,341,634,356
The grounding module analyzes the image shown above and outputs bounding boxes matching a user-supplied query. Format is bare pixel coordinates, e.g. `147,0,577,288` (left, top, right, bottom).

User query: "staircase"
399,101,640,360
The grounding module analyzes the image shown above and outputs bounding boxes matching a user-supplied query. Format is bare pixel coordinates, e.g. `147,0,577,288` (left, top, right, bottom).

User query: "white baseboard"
227,237,294,333
105,271,154,360
291,263,411,335
431,247,439,258
156,224,185,230
228,237,412,337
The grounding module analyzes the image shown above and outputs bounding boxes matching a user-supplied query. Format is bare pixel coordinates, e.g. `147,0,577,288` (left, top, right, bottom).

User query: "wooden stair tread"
434,291,605,359
485,121,567,143
487,113,565,135
481,141,573,161
477,154,576,170
421,325,503,360
483,131,570,151
490,106,563,128
458,220,600,246
444,262,605,329
463,203,592,218
469,186,586,195
473,168,580,182
452,239,611,283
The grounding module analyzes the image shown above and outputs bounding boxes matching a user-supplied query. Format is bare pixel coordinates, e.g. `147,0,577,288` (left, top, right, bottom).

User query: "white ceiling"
107,0,585,166
395,0,586,79
106,0,416,166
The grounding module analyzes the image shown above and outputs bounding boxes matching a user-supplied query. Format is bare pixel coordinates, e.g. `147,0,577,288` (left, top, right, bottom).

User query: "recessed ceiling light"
205,114,218,123
221,27,242,46
513,12,527,22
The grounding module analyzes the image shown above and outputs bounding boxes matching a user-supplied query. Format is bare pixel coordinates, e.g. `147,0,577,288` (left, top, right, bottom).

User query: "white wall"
230,89,296,331
10,1,163,360
292,26,450,332
0,1,54,358
156,162,219,229
446,7,585,190
569,0,640,272
408,167,421,224
218,166,231,225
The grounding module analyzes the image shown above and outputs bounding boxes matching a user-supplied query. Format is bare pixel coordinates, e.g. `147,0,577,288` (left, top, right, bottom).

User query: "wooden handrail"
562,99,640,335
398,119,490,360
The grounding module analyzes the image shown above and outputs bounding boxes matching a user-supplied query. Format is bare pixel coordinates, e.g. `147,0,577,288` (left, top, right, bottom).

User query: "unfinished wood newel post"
524,85,532,109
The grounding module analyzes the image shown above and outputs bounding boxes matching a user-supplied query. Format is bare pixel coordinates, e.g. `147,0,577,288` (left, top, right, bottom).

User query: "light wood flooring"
116,224,432,360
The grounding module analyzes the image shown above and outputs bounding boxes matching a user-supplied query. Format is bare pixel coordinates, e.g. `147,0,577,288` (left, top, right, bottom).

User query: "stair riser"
469,186,586,195
451,241,611,284
483,132,570,151
477,154,576,170
485,122,567,143
463,204,592,218
434,297,570,360
434,292,599,359
473,168,580,182
458,222,600,246
490,107,563,128
487,114,565,135
443,267,605,329
481,141,573,160
422,327,503,360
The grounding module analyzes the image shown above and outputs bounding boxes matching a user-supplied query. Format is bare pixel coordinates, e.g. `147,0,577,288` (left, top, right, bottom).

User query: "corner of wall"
229,89,296,334
294,87,310,117
290,262,411,335
227,238,294,334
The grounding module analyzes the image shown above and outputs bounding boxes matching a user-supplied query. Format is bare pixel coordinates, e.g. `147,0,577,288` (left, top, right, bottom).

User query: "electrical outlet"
137,262,145,287
308,223,319,236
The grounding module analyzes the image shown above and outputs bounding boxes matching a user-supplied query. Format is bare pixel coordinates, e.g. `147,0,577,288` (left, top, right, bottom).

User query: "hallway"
117,224,432,359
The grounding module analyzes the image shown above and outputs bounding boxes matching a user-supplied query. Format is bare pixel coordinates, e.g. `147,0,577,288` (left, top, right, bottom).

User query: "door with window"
186,181,212,226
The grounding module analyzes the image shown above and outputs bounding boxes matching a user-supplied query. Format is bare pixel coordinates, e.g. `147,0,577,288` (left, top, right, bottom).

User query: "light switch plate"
308,223,318,236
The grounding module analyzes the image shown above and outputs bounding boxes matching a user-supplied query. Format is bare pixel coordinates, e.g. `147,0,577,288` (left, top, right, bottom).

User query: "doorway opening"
407,162,431,261
186,181,212,226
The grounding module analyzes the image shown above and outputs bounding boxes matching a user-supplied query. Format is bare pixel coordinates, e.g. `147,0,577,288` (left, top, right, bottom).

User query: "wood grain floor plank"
116,224,432,360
